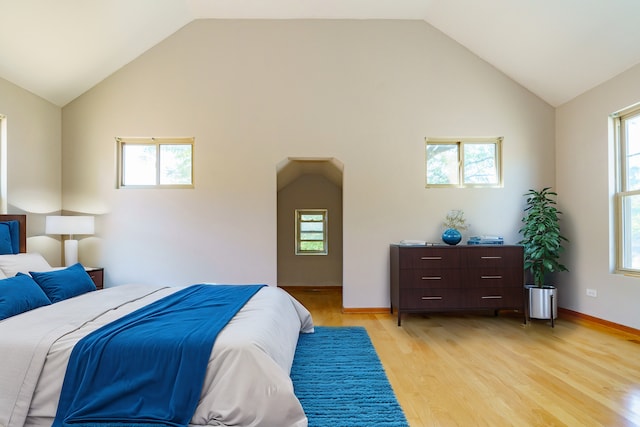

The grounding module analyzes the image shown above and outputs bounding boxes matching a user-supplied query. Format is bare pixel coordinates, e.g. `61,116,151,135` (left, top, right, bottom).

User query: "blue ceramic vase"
442,228,462,245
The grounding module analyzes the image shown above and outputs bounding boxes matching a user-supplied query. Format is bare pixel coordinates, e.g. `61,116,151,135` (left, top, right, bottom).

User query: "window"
295,209,328,255
614,103,640,273
425,137,503,188
116,137,194,188
0,114,6,213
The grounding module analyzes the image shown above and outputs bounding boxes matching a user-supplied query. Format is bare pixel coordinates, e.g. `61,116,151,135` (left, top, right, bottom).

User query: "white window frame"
0,114,6,213
613,103,640,275
295,209,328,255
425,137,503,188
116,137,194,189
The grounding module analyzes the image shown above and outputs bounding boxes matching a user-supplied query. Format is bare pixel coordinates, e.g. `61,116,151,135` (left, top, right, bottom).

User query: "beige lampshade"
45,216,95,237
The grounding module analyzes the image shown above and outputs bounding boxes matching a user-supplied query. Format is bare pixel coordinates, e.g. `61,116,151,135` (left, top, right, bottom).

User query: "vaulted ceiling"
2,0,640,107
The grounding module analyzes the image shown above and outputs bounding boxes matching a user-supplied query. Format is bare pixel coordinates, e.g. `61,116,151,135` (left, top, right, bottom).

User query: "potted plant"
519,187,568,322
441,210,468,245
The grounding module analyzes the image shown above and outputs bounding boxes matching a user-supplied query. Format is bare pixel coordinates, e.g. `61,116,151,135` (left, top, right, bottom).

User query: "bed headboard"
0,214,26,253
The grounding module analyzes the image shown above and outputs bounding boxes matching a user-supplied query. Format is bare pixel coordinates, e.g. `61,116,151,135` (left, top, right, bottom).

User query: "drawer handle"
481,295,503,299
481,275,502,279
421,256,442,260
421,296,443,300
421,276,442,280
481,256,502,259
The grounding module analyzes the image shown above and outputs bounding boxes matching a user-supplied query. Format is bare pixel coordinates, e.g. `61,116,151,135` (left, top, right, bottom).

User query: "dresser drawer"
400,288,463,309
466,267,523,288
397,247,462,269
465,246,523,268
399,269,462,289
464,287,524,308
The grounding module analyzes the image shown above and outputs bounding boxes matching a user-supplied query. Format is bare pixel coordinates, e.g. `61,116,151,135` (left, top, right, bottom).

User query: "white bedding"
0,284,314,427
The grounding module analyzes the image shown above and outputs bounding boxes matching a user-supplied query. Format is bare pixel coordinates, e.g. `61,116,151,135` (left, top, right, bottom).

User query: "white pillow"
0,253,53,277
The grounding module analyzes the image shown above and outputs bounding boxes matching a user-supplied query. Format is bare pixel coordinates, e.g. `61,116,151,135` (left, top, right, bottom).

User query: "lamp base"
64,239,78,267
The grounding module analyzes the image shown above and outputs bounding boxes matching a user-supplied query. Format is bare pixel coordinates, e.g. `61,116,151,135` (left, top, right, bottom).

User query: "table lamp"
45,215,95,266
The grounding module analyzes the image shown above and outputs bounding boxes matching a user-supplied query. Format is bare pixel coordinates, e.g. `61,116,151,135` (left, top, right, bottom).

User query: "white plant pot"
528,286,557,320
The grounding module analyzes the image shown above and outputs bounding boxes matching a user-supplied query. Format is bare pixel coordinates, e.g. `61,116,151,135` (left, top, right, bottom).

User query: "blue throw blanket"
53,284,265,427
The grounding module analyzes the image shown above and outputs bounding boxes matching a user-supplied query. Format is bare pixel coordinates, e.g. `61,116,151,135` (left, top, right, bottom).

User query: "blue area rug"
291,326,409,427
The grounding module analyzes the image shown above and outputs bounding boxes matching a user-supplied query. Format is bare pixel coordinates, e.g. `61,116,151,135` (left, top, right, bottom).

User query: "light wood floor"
284,287,640,427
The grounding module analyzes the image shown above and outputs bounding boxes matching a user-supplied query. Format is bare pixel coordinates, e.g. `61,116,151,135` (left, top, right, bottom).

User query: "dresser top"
391,243,522,248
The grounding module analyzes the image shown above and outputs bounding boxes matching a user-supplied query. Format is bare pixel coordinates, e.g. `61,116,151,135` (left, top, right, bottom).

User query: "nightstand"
85,267,104,290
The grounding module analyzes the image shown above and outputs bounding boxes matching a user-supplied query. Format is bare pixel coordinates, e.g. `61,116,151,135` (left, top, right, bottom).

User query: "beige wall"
277,173,343,287
556,62,640,330
0,77,62,264
61,19,555,309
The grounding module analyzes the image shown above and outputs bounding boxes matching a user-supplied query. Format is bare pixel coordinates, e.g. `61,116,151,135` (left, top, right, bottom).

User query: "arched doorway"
276,157,343,288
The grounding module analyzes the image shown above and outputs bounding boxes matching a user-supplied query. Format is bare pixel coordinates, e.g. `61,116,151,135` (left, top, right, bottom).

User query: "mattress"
0,283,314,427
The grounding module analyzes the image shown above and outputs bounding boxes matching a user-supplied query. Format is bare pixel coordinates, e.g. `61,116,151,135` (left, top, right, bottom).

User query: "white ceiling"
2,0,640,107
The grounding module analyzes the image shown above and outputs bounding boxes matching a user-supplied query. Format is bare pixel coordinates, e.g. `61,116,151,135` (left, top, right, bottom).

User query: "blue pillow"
0,220,20,254
0,225,12,255
29,263,96,303
0,274,51,320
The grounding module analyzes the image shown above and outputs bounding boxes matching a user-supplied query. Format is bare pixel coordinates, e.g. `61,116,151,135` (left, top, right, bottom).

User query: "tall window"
116,137,194,188
295,209,328,255
425,137,503,188
0,114,6,213
614,103,640,273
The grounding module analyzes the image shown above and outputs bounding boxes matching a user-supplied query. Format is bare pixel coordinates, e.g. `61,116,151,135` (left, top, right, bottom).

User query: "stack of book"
398,240,444,246
467,236,504,245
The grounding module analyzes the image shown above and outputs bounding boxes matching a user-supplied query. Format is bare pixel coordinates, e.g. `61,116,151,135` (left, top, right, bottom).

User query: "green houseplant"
519,187,568,322
519,187,568,286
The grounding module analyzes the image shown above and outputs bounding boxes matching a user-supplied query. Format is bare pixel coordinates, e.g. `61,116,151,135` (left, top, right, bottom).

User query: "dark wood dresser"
390,244,524,326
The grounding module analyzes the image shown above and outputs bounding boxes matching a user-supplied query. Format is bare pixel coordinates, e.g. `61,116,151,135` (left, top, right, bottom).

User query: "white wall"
0,77,62,264
556,62,640,330
62,20,555,308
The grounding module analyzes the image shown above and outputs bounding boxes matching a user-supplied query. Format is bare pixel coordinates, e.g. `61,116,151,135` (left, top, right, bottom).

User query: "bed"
0,215,314,427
